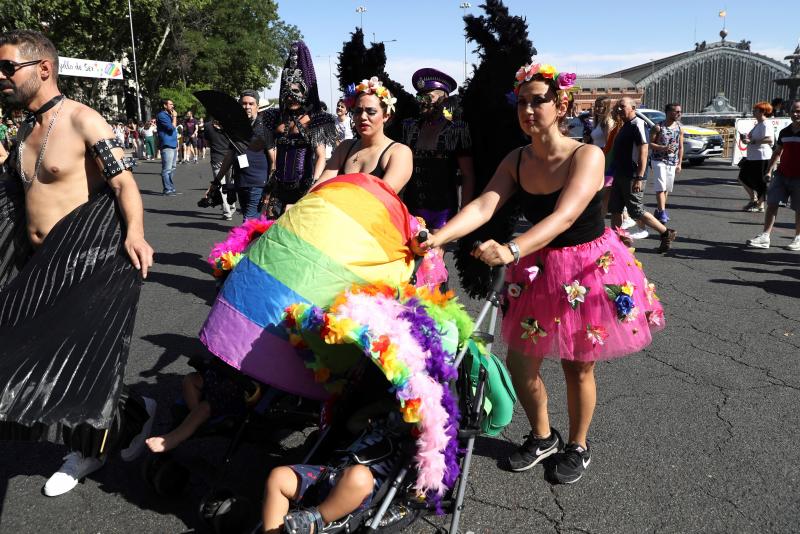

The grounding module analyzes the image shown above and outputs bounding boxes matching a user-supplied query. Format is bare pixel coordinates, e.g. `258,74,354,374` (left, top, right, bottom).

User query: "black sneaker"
507,428,562,472
547,442,591,484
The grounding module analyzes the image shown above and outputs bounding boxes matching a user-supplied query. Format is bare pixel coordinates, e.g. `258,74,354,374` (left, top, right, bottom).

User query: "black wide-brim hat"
412,68,457,95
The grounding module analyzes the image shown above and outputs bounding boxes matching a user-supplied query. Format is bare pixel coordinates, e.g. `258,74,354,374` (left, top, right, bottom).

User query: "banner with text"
732,117,791,165
58,56,124,80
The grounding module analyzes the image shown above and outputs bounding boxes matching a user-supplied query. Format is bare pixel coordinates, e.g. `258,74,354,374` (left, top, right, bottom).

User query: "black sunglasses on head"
0,59,43,77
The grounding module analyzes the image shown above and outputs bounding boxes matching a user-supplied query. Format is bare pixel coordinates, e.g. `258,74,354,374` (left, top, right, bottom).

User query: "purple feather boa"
400,299,462,512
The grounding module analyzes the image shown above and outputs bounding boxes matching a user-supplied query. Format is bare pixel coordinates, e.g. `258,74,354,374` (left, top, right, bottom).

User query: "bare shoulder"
575,142,604,162
388,141,412,159
68,100,114,142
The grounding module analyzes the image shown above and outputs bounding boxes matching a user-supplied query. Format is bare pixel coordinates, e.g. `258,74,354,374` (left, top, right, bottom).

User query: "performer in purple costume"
262,41,336,218
402,68,475,229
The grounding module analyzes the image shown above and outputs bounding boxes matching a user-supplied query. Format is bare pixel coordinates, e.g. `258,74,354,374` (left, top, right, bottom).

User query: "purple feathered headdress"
279,40,322,112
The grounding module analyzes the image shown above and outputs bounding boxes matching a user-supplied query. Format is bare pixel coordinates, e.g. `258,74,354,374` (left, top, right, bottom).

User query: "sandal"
283,507,325,534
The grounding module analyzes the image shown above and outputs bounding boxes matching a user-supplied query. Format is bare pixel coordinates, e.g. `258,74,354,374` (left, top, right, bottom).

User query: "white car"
637,108,724,165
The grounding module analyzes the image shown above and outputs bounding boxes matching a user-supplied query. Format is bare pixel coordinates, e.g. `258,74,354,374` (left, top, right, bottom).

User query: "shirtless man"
0,30,155,497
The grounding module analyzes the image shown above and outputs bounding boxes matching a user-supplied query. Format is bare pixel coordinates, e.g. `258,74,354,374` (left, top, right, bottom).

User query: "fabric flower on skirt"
586,325,609,346
563,280,589,309
507,283,522,298
595,251,615,273
520,317,548,344
646,309,664,326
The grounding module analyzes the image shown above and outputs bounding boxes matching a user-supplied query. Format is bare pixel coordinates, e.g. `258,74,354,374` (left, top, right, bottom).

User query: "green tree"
0,0,299,117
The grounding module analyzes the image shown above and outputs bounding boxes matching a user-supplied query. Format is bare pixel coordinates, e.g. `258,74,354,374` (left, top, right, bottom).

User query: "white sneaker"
120,397,157,462
621,218,637,230
629,227,649,240
43,452,105,497
787,235,800,251
746,233,770,249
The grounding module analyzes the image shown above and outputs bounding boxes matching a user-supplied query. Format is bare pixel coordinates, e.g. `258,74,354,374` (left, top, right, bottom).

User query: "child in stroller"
261,367,414,534
146,357,251,453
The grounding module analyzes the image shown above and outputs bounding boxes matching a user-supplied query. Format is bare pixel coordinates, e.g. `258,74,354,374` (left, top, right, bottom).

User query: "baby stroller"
249,263,515,534
149,173,452,532
141,355,322,531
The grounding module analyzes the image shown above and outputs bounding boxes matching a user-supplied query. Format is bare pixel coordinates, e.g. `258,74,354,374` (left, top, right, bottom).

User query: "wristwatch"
635,176,645,180
506,241,520,264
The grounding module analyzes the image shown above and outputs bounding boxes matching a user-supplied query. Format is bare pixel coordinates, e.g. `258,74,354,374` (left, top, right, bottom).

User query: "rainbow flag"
200,174,416,399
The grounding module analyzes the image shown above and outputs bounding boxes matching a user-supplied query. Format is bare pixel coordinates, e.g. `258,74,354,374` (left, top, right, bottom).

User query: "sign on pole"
732,117,791,165
58,56,124,80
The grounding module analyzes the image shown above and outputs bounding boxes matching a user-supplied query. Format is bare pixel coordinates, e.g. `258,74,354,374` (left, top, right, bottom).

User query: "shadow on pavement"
146,207,223,220
146,271,217,305
139,333,209,378
670,236,800,266
168,221,233,233
156,251,213,274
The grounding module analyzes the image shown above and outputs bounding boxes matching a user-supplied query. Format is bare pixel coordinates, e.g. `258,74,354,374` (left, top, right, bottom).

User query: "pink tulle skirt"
502,227,665,362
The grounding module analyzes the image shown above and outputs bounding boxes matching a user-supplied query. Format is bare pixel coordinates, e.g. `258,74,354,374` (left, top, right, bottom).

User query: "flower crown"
344,76,397,114
513,61,579,101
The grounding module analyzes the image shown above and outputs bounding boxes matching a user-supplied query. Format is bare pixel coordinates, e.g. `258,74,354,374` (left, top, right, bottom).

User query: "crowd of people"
1,24,799,534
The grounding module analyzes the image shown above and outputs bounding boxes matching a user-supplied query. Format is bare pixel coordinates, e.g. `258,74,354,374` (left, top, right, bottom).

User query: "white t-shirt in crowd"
746,122,773,161
590,124,606,149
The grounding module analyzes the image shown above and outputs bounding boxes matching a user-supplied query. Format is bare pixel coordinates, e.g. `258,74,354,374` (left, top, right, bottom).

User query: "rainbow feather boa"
283,282,473,504
207,216,275,278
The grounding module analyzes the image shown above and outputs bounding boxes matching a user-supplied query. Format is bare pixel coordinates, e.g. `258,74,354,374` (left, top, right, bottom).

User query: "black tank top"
516,145,605,248
338,141,396,179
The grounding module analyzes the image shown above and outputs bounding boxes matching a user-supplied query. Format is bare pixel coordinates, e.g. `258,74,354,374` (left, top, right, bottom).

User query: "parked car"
637,108,724,165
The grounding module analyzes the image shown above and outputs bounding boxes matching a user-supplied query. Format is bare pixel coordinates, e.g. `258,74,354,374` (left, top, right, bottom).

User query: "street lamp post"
356,6,367,31
127,0,142,122
459,2,471,82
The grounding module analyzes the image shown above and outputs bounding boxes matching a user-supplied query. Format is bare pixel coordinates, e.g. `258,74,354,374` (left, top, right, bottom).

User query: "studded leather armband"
90,138,136,180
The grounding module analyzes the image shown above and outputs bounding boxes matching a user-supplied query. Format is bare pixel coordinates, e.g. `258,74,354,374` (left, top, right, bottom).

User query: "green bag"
465,339,517,436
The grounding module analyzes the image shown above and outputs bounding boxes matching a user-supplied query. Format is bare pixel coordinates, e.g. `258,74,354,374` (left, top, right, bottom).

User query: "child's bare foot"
146,435,179,453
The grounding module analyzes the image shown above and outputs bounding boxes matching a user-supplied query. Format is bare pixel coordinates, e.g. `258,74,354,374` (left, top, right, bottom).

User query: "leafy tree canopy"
1,0,300,116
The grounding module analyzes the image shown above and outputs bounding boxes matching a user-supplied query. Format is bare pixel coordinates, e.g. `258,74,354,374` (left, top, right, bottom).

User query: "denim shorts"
766,172,800,210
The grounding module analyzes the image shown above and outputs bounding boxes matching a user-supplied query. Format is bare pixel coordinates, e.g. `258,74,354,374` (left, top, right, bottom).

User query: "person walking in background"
197,116,207,160
747,100,800,251
142,118,156,160
649,103,683,223
738,102,774,213
204,118,236,220
334,98,352,147
156,98,178,195
183,111,198,163
609,98,676,252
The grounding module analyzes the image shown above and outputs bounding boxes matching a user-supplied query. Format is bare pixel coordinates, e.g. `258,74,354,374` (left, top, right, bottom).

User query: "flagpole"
127,0,142,122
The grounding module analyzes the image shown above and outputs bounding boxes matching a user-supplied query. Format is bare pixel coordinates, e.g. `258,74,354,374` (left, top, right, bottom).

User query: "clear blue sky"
265,0,797,105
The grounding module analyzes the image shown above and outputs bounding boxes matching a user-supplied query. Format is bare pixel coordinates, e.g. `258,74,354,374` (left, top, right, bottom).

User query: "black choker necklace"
25,94,65,123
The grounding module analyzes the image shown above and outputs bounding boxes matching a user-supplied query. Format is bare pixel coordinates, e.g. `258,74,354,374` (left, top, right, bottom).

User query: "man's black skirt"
0,178,141,440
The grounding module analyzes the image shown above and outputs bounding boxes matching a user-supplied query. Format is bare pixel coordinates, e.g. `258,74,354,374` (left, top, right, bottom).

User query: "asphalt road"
1,157,798,534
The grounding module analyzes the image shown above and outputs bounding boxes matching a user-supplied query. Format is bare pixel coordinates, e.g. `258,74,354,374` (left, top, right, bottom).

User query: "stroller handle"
472,241,508,297
490,264,507,296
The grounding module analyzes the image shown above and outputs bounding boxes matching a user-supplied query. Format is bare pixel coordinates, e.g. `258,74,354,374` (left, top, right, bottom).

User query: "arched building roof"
602,41,791,113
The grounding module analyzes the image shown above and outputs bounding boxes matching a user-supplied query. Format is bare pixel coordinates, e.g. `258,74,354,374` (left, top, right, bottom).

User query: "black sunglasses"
0,59,43,77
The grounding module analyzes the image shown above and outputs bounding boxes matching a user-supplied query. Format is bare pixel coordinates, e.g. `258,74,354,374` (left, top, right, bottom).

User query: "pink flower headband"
344,76,397,114
513,61,579,101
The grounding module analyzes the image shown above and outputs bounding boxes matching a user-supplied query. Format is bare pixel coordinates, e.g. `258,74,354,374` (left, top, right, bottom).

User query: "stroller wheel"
359,503,422,533
142,453,190,497
199,488,255,534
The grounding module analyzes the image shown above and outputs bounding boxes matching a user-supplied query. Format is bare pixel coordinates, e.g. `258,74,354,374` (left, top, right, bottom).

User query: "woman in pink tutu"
423,62,664,484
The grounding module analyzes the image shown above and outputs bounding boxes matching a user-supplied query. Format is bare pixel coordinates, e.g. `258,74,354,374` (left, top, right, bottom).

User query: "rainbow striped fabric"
200,174,415,399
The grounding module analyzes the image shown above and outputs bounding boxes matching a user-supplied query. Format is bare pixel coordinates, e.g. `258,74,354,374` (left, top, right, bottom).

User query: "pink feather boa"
207,216,274,277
